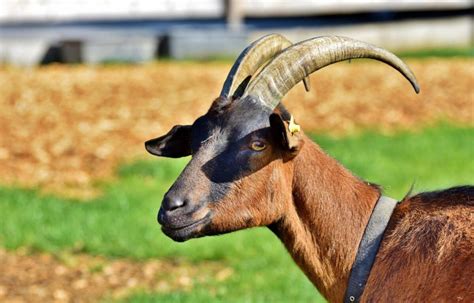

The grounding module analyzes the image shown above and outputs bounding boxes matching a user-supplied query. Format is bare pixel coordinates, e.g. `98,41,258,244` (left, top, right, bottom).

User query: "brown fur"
268,136,379,302
363,187,474,302
207,134,473,302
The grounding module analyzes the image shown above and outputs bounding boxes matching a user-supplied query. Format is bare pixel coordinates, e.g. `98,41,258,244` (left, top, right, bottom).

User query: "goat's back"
362,186,474,302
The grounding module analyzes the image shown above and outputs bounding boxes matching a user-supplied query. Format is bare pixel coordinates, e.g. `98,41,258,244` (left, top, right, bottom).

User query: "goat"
145,34,473,302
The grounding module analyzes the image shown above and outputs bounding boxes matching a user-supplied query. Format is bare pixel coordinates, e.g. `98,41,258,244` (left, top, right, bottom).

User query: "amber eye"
250,140,266,151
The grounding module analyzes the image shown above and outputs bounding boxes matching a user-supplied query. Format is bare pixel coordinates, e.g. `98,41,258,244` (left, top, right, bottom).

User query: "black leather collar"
344,195,399,303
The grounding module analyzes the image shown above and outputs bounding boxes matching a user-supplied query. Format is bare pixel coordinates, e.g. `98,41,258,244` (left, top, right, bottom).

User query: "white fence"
0,0,471,23
0,0,222,22
0,0,471,65
251,16,473,52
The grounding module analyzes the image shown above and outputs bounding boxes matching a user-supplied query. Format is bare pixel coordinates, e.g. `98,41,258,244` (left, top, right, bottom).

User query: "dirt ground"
0,59,472,196
0,249,231,303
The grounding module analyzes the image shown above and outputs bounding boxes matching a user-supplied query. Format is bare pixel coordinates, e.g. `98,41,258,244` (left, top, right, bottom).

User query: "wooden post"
226,0,244,32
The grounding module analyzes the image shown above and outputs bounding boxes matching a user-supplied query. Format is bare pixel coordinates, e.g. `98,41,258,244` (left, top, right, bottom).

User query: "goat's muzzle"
158,195,211,242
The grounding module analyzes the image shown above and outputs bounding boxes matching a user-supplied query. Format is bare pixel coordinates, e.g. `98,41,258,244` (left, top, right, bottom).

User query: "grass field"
396,46,474,58
0,52,472,302
1,124,472,302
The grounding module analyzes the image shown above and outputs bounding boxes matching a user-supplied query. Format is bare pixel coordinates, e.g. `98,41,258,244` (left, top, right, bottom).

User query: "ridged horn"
243,36,420,109
220,34,310,98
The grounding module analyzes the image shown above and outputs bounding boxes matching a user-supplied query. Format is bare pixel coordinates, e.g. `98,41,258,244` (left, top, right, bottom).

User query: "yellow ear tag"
288,115,300,135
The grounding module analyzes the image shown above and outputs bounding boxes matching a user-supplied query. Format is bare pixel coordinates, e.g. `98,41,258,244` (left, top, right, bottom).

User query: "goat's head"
145,35,419,242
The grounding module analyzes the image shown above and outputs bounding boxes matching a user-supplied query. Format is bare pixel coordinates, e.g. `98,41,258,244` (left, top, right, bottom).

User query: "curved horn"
243,36,420,109
220,34,310,98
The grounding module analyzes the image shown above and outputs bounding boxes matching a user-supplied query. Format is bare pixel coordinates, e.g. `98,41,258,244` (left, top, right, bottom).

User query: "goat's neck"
271,136,380,302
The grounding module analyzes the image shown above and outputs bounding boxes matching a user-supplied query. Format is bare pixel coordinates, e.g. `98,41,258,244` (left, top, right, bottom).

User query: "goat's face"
145,96,304,241
144,35,419,242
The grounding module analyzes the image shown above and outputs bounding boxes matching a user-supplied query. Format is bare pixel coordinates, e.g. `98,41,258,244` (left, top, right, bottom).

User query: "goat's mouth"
160,213,211,242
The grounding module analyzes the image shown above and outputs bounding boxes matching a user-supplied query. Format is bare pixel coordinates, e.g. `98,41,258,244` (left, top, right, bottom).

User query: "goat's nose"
162,195,187,212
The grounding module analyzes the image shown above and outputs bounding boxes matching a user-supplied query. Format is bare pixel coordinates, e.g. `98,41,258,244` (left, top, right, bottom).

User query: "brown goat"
266,135,473,302
145,35,474,302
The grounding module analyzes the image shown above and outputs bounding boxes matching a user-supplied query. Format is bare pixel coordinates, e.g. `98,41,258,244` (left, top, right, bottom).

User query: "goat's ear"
145,125,192,158
269,113,304,156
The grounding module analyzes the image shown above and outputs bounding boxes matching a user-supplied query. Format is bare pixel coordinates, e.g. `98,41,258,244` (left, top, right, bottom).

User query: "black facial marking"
201,127,274,183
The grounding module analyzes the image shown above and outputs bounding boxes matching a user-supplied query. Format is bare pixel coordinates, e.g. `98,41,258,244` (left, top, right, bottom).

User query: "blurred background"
0,0,472,64
0,1,473,303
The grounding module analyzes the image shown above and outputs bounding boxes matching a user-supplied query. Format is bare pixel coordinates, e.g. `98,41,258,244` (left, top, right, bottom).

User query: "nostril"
163,196,187,212
169,199,185,211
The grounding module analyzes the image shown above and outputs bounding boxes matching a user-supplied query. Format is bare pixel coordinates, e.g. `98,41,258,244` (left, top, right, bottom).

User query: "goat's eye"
250,140,266,151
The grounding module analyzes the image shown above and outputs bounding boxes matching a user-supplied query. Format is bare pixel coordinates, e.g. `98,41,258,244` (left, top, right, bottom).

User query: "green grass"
149,46,474,65
397,46,474,58
0,124,473,303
